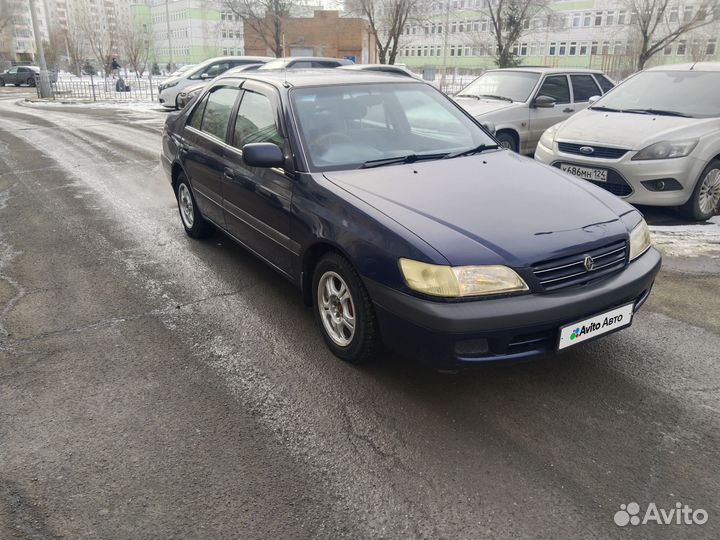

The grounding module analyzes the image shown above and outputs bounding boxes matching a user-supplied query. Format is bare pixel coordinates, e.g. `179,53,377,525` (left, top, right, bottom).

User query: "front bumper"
535,140,705,206
365,248,661,367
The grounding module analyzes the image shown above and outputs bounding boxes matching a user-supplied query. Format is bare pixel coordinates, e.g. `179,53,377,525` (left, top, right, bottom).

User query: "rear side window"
537,75,570,104
189,94,208,129
200,87,240,140
290,61,313,69
570,75,601,102
232,91,283,148
594,74,615,93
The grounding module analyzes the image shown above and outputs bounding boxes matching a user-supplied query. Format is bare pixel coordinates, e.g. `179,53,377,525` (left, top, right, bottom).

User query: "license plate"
560,163,608,182
558,303,634,350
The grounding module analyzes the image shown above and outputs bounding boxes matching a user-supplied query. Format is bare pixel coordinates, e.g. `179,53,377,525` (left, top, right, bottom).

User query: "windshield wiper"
590,105,622,112
359,153,448,169
455,93,480,99
443,144,500,159
477,94,513,102
623,108,691,118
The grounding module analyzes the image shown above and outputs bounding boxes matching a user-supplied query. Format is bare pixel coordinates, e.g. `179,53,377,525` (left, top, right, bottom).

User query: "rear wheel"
495,131,518,152
680,159,720,221
27,77,36,87
312,253,379,364
176,175,213,238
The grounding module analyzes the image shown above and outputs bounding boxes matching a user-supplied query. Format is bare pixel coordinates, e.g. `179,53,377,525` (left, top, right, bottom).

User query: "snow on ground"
650,216,720,258
25,99,167,114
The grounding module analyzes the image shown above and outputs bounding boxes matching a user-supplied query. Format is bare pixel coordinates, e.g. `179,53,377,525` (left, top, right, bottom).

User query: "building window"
590,41,598,55
613,41,622,55
548,42,556,55
707,38,717,55
601,41,610,55
520,42,528,56
669,7,679,22
558,41,567,55
569,41,577,55
594,11,603,25
683,6,693,22
618,10,626,24
630,10,638,23
677,39,686,55
664,43,673,55
530,42,537,56
606,11,614,25
579,42,588,55
583,12,592,26
572,13,581,27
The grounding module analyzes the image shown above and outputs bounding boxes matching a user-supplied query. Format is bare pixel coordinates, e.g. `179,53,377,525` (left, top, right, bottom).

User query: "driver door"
528,75,572,151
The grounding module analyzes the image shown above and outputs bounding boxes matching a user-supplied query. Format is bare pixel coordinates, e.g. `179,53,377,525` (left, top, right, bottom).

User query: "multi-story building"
397,0,720,78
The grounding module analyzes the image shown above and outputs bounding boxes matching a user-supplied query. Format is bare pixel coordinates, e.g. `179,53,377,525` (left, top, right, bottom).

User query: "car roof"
645,61,720,72
486,67,606,75
215,69,423,89
259,57,352,69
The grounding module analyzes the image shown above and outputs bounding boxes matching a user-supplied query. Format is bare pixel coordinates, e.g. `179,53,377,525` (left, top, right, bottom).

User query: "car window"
570,75,601,102
8,67,17,73
290,61,313,69
537,75,570,104
189,93,209,130
199,87,240,140
457,71,540,102
290,83,492,171
592,70,720,118
312,61,340,68
594,74,615,93
232,90,283,148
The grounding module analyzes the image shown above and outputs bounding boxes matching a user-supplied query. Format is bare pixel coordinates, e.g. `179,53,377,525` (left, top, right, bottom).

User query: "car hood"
556,109,713,149
324,151,633,267
452,97,519,117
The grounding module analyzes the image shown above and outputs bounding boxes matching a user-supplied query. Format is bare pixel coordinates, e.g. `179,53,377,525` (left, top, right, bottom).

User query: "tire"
496,131,518,152
0,78,5,86
175,175,213,238
312,252,380,364
14,82,20,87
27,77,36,87
680,159,720,221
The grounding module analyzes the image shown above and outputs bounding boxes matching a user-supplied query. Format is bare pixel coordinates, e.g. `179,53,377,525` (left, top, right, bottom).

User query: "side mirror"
588,95,601,106
200,72,210,79
481,121,496,136
242,143,284,168
533,95,556,108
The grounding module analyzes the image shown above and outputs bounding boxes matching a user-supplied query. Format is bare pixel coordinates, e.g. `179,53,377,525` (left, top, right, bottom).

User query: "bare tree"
485,0,549,68
63,19,86,76
625,0,719,70
76,1,117,76
224,0,297,57
349,0,419,64
120,22,152,76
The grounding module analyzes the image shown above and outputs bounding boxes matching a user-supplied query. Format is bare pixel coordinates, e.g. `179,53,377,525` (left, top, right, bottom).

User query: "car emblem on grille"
584,255,595,271
579,146,595,154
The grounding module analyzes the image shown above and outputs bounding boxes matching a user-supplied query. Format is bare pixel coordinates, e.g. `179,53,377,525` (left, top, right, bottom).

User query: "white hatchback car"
535,63,720,221
453,67,615,154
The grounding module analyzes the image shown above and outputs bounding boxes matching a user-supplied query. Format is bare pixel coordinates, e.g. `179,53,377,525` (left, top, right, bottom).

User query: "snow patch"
650,216,720,258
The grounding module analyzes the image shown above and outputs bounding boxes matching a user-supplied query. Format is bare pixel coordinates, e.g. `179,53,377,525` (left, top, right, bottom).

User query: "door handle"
223,167,235,180
563,107,574,113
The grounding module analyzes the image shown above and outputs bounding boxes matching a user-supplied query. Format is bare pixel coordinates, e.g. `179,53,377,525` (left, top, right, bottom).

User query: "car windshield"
591,70,720,118
290,83,495,171
457,71,541,102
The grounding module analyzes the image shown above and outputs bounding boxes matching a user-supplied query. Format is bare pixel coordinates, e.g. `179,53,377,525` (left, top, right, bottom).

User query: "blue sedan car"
161,70,661,368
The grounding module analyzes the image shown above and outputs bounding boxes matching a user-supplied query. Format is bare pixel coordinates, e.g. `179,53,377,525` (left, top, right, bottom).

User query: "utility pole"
165,0,174,72
28,0,52,98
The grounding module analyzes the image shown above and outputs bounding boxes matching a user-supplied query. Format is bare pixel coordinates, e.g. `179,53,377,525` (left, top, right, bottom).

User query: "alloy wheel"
178,183,195,228
317,271,356,347
698,168,720,215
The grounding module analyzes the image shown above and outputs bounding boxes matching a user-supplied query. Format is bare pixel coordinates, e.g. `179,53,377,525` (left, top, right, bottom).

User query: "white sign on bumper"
558,303,634,350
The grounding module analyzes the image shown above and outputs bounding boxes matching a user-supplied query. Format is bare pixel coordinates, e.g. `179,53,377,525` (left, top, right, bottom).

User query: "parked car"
169,64,195,77
535,62,720,221
161,70,660,368
176,64,264,109
158,56,272,109
339,63,421,79
453,67,615,154
257,57,352,71
0,65,57,87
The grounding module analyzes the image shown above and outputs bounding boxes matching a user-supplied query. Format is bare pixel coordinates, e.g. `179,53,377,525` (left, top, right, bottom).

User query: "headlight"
160,80,179,91
539,123,560,149
632,139,697,160
399,258,529,298
628,219,652,261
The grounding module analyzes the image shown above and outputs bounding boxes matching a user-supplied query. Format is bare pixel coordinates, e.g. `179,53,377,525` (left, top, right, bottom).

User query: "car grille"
553,163,633,197
532,240,628,291
558,142,628,159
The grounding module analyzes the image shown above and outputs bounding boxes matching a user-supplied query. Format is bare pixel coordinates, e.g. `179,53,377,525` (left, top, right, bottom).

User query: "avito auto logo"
570,313,625,341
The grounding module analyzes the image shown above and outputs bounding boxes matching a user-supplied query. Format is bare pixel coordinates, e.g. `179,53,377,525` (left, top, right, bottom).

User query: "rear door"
221,81,296,274
182,85,242,226
4,67,18,84
528,74,572,151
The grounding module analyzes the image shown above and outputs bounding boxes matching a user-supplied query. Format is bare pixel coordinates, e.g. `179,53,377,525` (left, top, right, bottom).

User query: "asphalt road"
1,97,719,540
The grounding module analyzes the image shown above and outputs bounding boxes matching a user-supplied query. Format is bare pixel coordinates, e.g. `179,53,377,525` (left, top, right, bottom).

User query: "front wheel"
0,78,5,86
312,253,379,364
495,131,518,152
27,77,36,87
680,160,720,221
176,176,213,238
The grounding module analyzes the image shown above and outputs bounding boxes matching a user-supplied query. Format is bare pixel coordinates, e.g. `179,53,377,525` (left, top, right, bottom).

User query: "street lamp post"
28,0,52,98
165,0,174,72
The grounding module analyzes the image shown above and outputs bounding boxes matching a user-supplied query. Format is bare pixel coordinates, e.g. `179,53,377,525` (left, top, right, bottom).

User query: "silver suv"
453,67,614,154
